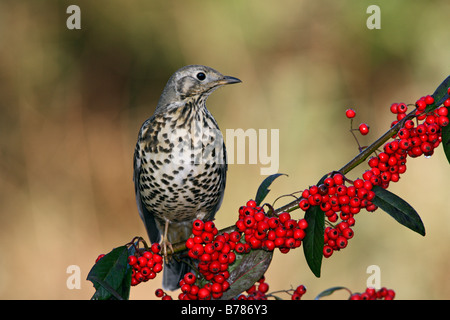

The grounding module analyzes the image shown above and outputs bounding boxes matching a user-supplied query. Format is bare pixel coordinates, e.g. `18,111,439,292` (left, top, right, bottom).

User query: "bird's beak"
216,75,242,86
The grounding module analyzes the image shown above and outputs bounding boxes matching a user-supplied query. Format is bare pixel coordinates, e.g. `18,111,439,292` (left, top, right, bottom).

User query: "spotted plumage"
133,65,241,290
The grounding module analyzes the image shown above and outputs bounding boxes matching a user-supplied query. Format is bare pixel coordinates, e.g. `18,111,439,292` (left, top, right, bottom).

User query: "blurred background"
0,0,449,299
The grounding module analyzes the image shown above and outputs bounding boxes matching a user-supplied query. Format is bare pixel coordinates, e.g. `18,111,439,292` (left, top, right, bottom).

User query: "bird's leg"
160,218,174,263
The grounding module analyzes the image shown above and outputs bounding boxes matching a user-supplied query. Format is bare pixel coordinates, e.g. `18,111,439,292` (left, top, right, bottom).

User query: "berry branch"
163,98,425,254
88,76,450,300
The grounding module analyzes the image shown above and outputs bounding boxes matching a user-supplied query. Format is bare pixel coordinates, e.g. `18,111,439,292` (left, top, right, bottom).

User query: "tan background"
0,0,449,299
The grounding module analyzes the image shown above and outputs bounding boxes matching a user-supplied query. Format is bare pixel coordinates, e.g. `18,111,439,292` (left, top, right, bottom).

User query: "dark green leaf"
219,249,273,300
372,185,425,236
314,286,351,300
442,119,450,165
430,75,450,109
87,245,132,300
255,173,287,206
302,205,325,277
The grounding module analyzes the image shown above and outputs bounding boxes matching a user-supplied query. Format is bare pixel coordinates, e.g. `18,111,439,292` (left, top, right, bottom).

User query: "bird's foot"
159,238,174,263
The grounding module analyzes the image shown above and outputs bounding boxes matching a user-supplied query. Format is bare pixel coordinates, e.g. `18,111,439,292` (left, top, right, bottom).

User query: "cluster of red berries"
323,221,354,258
235,276,307,300
236,276,270,300
235,200,308,253
299,91,450,258
181,220,237,299
180,272,230,300
128,243,163,286
155,271,230,300
364,95,448,190
298,173,373,256
349,287,395,300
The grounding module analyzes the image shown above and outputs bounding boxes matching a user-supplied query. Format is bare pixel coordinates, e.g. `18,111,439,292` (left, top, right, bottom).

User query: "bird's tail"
161,220,194,291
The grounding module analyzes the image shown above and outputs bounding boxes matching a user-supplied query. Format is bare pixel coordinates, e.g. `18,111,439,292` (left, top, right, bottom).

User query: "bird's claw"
160,238,174,263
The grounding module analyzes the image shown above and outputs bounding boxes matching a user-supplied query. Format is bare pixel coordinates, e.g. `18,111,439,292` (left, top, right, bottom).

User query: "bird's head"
156,65,241,112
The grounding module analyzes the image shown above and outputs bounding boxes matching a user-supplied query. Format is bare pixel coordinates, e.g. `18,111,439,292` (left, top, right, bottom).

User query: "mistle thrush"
133,65,241,290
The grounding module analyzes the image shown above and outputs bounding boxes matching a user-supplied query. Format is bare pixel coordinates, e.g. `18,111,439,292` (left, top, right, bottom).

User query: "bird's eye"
196,72,206,81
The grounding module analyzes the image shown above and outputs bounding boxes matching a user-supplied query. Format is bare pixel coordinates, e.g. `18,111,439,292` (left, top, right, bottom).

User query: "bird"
133,65,241,290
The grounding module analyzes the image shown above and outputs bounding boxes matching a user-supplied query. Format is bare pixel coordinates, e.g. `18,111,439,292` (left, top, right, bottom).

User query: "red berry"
229,231,241,243
193,219,204,231
198,288,211,300
181,284,191,294
337,236,348,248
128,255,137,266
201,231,214,243
342,228,354,239
345,108,356,119
254,211,265,222
359,123,370,135
135,272,144,282
204,221,216,233
153,262,163,273
155,288,165,297
296,284,307,295
244,216,256,228
130,277,139,286
151,243,161,253
323,245,333,258
390,103,398,114
209,261,221,273
235,243,245,253
184,272,196,285
258,282,269,293
298,218,308,229
416,99,427,110
299,199,310,211
444,98,450,108
263,240,275,251
137,256,147,267
246,200,257,207
211,282,223,293
294,228,306,240
333,174,344,185
439,116,449,127
185,237,195,249
267,217,279,229
397,103,408,113
278,212,291,224
284,219,297,230
425,95,434,105
141,267,150,277
327,228,339,240
255,223,268,237
153,253,162,263
143,251,153,260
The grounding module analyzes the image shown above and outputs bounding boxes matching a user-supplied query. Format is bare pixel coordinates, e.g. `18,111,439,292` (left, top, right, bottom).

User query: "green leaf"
219,249,273,300
254,173,287,206
87,245,133,300
372,185,426,236
430,75,450,109
302,205,325,277
314,286,351,300
442,118,450,165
